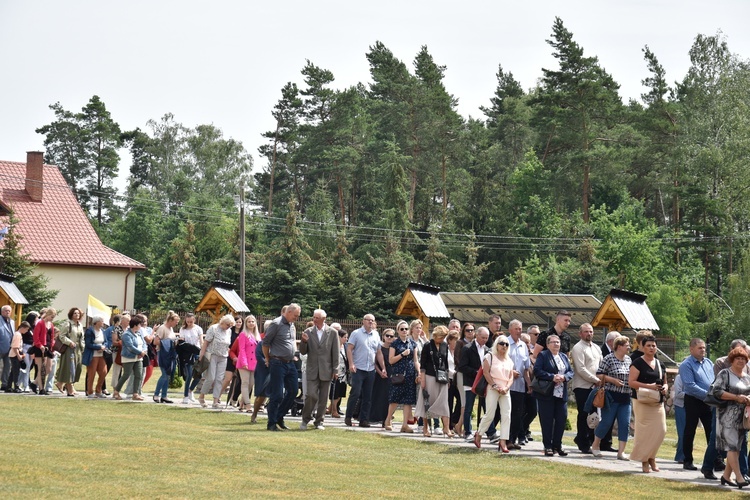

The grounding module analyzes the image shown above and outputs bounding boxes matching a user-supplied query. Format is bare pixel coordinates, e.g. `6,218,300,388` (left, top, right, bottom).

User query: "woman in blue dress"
386,320,420,433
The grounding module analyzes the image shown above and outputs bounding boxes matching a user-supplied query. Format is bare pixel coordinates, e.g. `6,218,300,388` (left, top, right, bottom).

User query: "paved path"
8,390,748,493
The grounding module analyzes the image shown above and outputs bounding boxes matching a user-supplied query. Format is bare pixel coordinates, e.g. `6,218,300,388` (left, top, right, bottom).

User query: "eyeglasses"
399,327,408,331
497,342,509,347
465,329,475,332
384,334,394,339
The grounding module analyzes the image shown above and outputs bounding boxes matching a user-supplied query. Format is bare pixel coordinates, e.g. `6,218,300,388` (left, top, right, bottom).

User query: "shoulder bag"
592,387,606,408
432,342,449,384
471,353,492,397
637,359,664,404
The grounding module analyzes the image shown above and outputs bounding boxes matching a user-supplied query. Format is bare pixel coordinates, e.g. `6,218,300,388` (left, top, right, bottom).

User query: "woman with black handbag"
533,334,574,456
416,325,453,438
387,320,419,433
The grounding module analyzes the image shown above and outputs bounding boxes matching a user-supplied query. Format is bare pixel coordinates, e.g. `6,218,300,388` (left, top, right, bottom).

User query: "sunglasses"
384,334,395,339
497,342,509,347
398,327,408,331
465,328,475,332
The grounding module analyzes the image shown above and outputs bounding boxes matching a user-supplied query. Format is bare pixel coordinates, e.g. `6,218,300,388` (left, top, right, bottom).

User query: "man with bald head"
570,323,602,454
299,309,339,430
345,313,385,428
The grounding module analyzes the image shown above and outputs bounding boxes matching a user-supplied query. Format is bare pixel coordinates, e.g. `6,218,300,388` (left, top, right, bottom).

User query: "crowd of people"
2,303,750,488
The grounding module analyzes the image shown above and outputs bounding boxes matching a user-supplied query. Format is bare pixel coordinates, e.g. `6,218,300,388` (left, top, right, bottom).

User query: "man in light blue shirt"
679,338,721,478
344,313,385,428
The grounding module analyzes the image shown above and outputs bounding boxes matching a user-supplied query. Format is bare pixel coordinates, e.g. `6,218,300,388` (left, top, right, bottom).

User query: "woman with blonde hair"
387,320,419,432
473,334,514,452
198,314,235,408
416,325,454,438
153,310,180,403
229,315,260,411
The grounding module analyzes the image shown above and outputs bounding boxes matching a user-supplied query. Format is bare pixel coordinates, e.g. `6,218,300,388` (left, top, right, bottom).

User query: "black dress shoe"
743,475,750,483
544,449,554,456
580,448,593,454
277,422,290,430
715,460,726,472
554,448,569,457
161,398,174,404
359,421,371,428
526,434,534,441
738,481,749,489
267,425,280,432
702,469,718,480
683,462,698,471
345,417,352,427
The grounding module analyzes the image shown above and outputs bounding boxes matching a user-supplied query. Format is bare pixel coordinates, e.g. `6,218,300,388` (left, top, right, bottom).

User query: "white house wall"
38,264,136,317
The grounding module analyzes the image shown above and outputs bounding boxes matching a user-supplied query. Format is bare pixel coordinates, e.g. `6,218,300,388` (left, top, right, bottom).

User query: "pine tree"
0,211,58,311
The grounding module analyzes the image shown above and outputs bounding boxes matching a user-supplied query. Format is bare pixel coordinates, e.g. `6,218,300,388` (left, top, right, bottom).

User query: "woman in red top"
229,315,260,411
31,308,57,395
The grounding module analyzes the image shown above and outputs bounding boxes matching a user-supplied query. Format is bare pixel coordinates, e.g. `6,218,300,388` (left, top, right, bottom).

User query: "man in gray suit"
0,305,16,391
299,309,340,430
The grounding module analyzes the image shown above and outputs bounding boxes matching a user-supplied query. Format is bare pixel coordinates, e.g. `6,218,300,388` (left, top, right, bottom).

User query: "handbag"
592,387,606,408
637,359,664,404
52,337,68,355
193,355,210,376
530,377,554,396
743,406,750,431
471,353,492,396
587,408,602,429
431,342,449,384
637,387,662,403
390,373,406,385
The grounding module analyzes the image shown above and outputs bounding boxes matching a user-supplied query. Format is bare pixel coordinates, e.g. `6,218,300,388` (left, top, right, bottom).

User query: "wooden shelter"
194,280,250,322
590,289,659,332
395,282,451,332
0,272,28,325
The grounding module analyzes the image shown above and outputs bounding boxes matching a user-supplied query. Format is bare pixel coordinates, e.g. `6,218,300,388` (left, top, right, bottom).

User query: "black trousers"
683,394,713,465
509,390,526,443
523,392,537,435
573,388,595,450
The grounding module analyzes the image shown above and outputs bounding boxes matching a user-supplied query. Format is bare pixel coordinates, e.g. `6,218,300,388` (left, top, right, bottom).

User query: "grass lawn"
0,395,739,499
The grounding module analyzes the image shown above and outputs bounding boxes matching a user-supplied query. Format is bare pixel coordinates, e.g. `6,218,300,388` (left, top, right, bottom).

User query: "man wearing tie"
299,309,340,430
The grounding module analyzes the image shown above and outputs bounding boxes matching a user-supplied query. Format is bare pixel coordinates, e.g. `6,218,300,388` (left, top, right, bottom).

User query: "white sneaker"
417,425,423,433
182,397,190,404
188,392,197,403
300,422,308,430
315,424,325,430
434,428,443,436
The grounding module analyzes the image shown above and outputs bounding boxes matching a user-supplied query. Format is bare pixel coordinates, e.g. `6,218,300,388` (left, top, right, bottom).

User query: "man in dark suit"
0,305,16,391
459,327,496,441
602,331,617,358
299,309,340,431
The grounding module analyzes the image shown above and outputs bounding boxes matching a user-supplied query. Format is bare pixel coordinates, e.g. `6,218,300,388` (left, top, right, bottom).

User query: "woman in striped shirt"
592,336,632,460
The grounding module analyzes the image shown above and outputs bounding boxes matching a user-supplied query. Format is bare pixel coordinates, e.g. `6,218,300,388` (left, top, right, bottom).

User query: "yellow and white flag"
86,295,112,324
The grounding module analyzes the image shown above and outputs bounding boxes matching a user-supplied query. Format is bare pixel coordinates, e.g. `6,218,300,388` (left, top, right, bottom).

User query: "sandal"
400,426,414,433
113,392,122,400
473,432,482,448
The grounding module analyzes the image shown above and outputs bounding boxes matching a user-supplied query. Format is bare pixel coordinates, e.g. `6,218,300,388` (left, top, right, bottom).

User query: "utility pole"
239,182,246,302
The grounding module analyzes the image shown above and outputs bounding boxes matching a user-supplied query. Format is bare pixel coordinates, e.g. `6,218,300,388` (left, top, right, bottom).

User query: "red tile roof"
0,159,145,269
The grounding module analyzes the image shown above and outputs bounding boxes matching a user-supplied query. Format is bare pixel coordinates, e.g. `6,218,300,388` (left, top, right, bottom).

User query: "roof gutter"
123,267,133,311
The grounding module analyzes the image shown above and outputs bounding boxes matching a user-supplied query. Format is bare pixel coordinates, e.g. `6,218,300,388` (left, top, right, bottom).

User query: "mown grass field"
0,394,738,499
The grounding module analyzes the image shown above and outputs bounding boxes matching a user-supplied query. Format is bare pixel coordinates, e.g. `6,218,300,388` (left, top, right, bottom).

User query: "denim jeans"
267,359,298,428
346,369,375,422
154,365,171,399
463,389,477,436
595,396,631,442
183,363,194,396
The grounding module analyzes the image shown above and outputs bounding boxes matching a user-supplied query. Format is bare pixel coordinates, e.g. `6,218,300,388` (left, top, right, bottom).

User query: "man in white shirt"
570,323,602,454
507,319,531,448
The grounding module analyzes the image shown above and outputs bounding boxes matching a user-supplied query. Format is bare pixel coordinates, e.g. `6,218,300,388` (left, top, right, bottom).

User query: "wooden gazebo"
194,280,250,322
0,272,28,325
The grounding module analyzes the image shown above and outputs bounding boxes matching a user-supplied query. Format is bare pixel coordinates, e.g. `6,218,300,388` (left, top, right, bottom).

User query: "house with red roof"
0,151,145,315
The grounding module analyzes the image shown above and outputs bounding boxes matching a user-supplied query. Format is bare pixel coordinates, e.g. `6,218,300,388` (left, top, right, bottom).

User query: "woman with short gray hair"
198,315,235,408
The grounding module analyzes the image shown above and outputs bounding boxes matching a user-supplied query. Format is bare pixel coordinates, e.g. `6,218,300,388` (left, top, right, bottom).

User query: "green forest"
24,18,750,351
